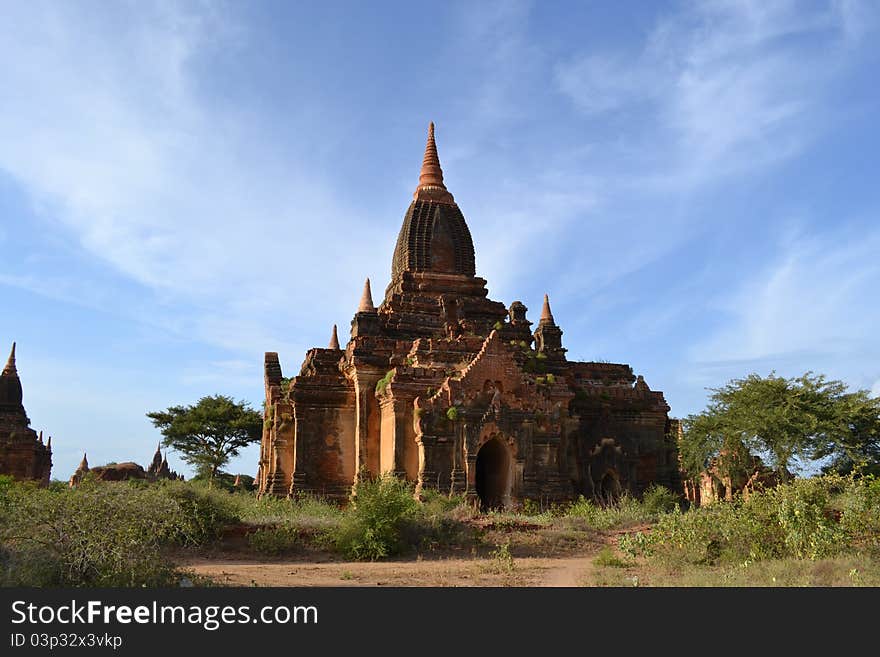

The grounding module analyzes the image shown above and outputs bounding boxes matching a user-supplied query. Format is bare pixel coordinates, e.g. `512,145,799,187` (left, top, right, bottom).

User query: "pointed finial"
47,435,52,448
358,278,376,313
2,342,16,376
79,452,89,470
540,294,555,324
414,122,455,203
39,430,43,444
329,324,341,350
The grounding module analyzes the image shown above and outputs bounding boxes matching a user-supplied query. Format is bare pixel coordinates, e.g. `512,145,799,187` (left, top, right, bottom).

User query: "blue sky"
1,0,878,482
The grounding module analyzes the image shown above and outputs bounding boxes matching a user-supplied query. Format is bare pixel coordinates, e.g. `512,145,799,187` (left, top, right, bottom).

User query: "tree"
815,388,880,476
146,395,262,483
681,372,876,482
679,408,752,485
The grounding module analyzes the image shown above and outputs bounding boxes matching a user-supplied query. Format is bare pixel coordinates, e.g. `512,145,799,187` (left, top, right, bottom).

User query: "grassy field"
1,473,878,587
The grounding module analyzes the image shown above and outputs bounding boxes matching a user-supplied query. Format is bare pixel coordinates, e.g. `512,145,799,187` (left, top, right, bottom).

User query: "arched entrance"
476,438,510,511
598,470,622,505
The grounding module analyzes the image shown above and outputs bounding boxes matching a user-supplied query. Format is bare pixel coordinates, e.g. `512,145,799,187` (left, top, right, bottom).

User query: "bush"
619,475,873,566
641,484,681,516
0,481,188,586
375,370,394,395
838,475,880,552
773,476,846,559
593,546,634,568
248,525,299,555
333,474,419,560
563,494,655,530
158,479,240,545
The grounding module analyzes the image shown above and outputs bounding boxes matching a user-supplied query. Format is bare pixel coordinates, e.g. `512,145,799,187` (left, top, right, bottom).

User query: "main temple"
256,124,681,508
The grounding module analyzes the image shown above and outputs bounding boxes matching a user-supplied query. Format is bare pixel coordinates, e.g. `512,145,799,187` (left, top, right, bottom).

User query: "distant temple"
682,447,788,507
0,343,53,485
256,123,682,508
69,443,183,487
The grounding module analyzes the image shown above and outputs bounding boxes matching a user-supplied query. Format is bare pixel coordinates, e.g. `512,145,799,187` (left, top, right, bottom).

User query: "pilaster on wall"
353,368,383,478
379,396,414,479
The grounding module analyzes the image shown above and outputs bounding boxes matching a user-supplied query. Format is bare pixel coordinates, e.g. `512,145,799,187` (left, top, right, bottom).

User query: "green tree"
146,395,262,483
815,388,880,476
681,372,870,482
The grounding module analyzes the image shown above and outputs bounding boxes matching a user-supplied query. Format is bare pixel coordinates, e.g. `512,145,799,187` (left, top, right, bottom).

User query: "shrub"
563,494,655,530
487,540,515,573
593,546,634,568
333,474,419,560
641,484,681,516
619,475,872,566
158,479,240,545
773,476,846,559
375,370,395,395
248,525,299,555
0,481,187,586
446,406,459,421
838,475,880,552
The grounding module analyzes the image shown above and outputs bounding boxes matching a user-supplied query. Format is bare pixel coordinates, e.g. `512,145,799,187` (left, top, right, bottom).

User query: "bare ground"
177,522,636,587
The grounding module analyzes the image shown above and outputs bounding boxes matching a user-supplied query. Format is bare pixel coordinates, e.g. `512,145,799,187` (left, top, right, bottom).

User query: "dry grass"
586,551,880,587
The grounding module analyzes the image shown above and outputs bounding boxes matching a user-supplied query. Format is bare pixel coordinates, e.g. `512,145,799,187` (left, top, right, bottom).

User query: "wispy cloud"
555,0,870,186
689,222,880,390
0,1,384,354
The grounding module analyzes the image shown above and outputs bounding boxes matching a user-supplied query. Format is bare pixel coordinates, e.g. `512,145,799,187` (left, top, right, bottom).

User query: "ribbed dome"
391,200,476,279
390,124,476,281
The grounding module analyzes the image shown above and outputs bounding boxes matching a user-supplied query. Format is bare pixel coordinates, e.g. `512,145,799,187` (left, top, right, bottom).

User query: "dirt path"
179,526,642,587
181,550,603,588
535,524,648,586
538,555,596,587
183,555,546,587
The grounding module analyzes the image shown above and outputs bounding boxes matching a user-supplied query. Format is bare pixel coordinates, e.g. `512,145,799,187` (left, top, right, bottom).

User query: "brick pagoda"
256,124,681,508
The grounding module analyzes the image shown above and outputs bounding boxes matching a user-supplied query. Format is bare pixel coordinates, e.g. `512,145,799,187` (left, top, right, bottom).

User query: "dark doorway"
476,438,510,511
598,470,622,505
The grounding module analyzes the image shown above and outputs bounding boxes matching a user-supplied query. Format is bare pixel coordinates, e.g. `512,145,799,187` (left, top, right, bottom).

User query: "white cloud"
554,54,658,116
0,2,385,353
689,224,880,384
554,0,870,185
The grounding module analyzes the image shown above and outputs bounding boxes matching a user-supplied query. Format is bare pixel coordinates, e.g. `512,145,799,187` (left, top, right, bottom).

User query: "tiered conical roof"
391,123,476,281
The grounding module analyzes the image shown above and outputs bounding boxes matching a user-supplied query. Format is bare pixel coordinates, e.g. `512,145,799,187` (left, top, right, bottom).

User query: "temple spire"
2,342,16,376
413,122,454,203
540,294,555,325
79,453,89,470
328,324,340,350
358,278,376,313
